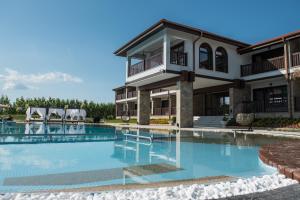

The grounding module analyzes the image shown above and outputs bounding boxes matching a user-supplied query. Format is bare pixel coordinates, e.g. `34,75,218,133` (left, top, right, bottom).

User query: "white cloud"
0,68,83,91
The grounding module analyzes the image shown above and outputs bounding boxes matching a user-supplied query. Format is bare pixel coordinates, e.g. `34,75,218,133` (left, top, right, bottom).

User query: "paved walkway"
260,142,300,181
220,184,300,200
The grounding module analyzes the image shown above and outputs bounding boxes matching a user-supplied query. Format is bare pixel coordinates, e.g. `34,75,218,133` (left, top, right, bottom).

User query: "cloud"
0,68,83,91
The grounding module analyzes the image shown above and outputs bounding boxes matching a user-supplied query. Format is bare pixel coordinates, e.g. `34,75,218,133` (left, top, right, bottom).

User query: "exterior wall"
195,37,246,80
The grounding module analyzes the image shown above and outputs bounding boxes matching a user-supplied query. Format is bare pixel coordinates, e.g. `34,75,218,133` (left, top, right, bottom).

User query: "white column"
126,56,131,79
184,40,193,69
163,33,170,68
176,131,181,168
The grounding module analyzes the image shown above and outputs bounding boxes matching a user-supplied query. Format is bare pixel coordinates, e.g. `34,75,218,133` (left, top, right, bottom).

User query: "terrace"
241,37,300,77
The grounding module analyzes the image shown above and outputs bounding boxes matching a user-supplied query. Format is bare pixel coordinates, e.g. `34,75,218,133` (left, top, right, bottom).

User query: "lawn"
0,114,26,122
105,118,137,124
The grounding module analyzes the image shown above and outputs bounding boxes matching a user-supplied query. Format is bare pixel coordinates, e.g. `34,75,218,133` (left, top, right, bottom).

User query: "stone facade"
176,80,193,128
229,85,251,117
137,90,151,125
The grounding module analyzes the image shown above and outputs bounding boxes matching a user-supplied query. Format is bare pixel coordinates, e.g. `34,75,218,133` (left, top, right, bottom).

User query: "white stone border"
0,173,297,200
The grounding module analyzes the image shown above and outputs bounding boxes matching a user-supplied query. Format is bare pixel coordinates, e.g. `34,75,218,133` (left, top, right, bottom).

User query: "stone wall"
137,90,151,125
229,85,251,117
176,81,193,128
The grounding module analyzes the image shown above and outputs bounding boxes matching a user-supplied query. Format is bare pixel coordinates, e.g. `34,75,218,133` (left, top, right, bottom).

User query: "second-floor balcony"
127,91,137,98
116,93,126,100
241,55,284,77
241,52,300,77
128,52,163,77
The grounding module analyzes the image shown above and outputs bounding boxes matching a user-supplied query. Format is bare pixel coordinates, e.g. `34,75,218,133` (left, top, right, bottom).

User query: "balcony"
170,51,187,66
241,55,284,77
128,52,163,77
127,91,137,98
129,109,137,116
241,52,300,77
153,107,176,115
116,93,126,100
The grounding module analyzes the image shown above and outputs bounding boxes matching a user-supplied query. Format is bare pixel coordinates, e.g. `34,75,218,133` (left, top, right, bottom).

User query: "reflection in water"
0,124,293,192
0,123,120,144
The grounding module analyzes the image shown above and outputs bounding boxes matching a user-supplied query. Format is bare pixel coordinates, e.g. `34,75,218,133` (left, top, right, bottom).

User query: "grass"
0,114,26,122
105,118,137,124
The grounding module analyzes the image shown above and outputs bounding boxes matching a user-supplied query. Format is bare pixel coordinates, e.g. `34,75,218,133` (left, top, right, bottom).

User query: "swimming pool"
0,123,284,192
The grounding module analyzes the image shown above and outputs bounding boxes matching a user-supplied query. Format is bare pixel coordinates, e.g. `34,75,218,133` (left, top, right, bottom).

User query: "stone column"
229,85,251,117
176,80,193,128
137,90,151,125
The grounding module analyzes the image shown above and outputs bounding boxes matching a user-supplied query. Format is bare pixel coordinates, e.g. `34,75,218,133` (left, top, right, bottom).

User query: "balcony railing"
153,107,176,115
292,52,300,67
241,56,284,77
152,88,164,94
128,52,163,77
116,110,123,116
116,93,126,100
127,91,137,98
171,107,176,115
170,51,187,66
129,110,137,116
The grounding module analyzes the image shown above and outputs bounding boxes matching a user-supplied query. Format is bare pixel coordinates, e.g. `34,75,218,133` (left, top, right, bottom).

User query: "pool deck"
260,141,300,182
39,176,234,193
105,123,300,139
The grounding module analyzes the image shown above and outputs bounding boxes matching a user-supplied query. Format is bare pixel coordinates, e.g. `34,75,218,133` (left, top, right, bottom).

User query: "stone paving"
260,142,300,182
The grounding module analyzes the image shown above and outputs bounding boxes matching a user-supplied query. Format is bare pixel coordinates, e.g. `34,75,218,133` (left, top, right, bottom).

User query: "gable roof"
114,19,250,57
238,30,300,54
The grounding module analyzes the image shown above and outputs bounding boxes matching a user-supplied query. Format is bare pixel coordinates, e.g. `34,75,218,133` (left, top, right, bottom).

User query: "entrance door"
205,92,229,116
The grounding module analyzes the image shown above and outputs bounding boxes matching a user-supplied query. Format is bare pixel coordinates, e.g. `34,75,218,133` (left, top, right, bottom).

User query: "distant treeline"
0,95,115,119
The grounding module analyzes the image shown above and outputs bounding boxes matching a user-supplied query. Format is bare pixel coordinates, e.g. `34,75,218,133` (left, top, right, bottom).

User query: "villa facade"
113,19,300,127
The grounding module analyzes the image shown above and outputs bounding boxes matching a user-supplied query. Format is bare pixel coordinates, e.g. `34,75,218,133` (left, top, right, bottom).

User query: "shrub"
150,118,169,124
106,115,114,120
93,116,101,123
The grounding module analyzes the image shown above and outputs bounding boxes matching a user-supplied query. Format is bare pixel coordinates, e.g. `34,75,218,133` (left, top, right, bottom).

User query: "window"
199,43,213,70
161,100,169,108
253,86,288,112
215,47,228,73
170,42,187,66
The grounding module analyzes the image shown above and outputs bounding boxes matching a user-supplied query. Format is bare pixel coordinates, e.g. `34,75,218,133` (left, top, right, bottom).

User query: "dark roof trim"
114,19,250,57
112,85,126,91
238,30,300,54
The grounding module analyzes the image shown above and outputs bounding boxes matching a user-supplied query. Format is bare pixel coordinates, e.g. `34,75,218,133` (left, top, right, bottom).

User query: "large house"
113,19,300,128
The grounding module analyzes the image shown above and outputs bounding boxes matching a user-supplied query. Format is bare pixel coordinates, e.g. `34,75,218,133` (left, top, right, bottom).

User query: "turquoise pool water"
0,123,280,192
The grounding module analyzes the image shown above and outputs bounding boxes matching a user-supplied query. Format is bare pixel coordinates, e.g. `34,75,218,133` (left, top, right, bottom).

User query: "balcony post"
126,56,131,77
285,40,294,118
163,33,170,67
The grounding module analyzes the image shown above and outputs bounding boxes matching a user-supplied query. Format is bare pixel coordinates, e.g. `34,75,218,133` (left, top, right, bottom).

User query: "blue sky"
0,0,299,102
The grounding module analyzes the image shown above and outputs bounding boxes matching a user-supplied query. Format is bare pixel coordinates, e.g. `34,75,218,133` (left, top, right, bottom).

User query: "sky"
0,0,299,103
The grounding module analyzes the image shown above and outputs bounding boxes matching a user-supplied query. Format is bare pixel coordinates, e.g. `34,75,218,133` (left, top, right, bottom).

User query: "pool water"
0,123,283,192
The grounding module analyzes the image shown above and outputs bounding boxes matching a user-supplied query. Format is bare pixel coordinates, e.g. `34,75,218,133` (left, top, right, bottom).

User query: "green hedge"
227,117,300,128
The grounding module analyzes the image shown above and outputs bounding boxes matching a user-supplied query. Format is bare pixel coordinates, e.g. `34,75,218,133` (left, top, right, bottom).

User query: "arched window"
215,47,228,73
199,43,213,70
